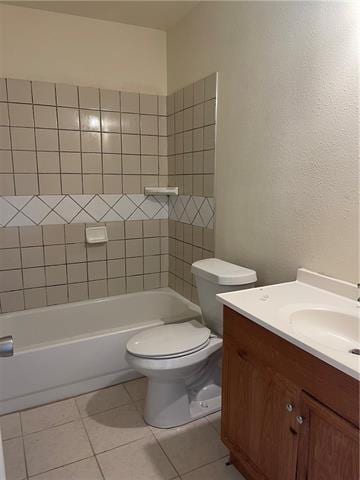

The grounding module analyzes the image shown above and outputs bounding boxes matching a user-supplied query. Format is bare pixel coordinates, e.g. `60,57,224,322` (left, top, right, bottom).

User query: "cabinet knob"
286,403,294,412
296,415,305,425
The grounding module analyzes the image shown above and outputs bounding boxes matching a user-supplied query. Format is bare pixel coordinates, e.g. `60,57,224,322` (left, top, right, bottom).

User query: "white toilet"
126,258,257,428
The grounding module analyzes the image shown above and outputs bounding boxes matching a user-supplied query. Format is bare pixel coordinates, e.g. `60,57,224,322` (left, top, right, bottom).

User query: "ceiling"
5,1,200,31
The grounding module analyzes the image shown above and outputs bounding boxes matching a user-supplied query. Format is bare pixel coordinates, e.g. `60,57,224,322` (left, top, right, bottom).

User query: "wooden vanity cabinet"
221,306,359,480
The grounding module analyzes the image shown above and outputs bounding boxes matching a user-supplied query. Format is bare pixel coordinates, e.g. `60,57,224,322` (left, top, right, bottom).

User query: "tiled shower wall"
0,75,216,312
167,74,217,302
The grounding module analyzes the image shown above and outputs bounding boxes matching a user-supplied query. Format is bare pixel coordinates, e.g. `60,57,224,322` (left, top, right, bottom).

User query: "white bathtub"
0,288,201,415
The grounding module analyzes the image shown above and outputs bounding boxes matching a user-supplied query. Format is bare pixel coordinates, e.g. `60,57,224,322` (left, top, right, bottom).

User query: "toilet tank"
191,258,257,336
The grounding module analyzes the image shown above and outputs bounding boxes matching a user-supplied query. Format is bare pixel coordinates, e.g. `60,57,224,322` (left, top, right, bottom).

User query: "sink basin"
289,308,360,352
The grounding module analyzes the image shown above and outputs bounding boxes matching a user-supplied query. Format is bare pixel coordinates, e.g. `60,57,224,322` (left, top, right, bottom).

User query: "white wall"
0,4,167,94
167,2,359,284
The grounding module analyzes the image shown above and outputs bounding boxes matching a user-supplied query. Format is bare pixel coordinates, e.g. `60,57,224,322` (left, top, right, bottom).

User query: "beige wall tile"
103,174,122,194
89,279,107,299
46,285,68,305
45,265,67,286
100,89,120,112
0,228,19,248
103,154,121,174
83,174,102,194
101,112,121,133
0,126,11,149
88,261,106,281
67,263,87,283
107,259,125,278
87,243,106,261
141,136,158,155
19,225,42,247
123,175,140,193
57,107,79,130
66,243,86,263
59,130,81,152
23,267,45,289
121,113,140,134
68,282,89,303
0,248,21,270
62,174,82,194
79,86,99,110
125,239,143,257
56,84,78,107
143,220,160,238
122,134,140,155
82,153,102,173
35,128,59,151
39,174,61,194
0,269,23,292
9,103,34,127
140,94,158,114
32,81,56,106
144,273,160,290
11,127,35,150
44,245,66,265
108,277,126,296
106,221,124,241
15,173,39,194
43,224,65,245
34,106,58,129
37,152,60,173
144,237,161,256
121,92,139,113
7,78,32,103
144,256,160,274
125,221,142,239
65,224,85,244
106,239,125,258
126,275,143,293
60,152,81,173
0,174,15,195
81,132,101,153
80,110,100,131
24,287,47,309
0,290,24,312
126,257,143,276
122,155,140,175
0,151,13,173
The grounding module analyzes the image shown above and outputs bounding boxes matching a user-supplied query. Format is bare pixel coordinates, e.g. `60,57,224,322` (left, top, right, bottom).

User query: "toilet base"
144,378,221,428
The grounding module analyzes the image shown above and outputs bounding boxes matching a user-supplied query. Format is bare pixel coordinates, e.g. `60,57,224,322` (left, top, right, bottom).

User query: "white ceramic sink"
289,308,359,353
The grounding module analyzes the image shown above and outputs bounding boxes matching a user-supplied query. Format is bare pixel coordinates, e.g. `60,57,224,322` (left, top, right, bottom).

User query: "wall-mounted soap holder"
144,187,179,196
86,226,108,244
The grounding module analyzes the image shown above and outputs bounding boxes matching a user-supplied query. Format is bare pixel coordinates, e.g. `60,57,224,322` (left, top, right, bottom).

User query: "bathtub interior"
0,288,201,352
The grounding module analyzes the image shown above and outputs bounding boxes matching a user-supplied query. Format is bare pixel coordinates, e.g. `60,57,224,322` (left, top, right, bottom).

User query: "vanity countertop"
217,269,360,380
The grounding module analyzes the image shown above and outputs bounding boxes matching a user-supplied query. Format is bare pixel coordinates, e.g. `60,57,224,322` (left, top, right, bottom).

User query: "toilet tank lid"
191,258,257,286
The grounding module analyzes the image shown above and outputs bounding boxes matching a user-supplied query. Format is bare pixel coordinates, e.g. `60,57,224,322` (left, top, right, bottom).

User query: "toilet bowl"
126,258,257,428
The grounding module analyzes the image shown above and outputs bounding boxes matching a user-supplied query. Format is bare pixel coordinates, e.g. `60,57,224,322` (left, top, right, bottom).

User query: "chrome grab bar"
0,336,13,357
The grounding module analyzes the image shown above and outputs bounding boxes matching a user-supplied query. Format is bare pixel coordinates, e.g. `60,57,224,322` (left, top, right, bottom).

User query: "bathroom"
0,1,358,479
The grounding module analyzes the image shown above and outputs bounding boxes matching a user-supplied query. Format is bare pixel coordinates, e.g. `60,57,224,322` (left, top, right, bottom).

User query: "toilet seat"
126,320,211,359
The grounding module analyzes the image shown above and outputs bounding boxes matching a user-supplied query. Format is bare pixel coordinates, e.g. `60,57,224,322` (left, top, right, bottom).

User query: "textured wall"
0,4,167,95
167,2,359,284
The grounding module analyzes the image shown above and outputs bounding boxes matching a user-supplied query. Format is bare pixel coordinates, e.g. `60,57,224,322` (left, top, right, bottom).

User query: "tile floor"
1,378,246,480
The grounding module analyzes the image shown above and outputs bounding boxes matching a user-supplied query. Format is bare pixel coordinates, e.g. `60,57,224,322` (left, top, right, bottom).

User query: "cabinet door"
296,393,359,480
222,342,299,480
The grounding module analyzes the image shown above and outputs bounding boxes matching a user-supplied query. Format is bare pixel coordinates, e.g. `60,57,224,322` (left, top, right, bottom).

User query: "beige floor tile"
30,457,103,480
21,398,79,435
24,420,92,476
97,436,178,480
153,417,228,474
83,403,151,454
3,437,27,480
124,377,148,401
75,384,131,417
0,412,22,440
207,411,221,433
181,458,245,480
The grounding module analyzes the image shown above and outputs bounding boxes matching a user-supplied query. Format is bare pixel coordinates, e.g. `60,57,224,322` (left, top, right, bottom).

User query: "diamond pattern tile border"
0,195,168,227
0,195,214,228
169,196,215,229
